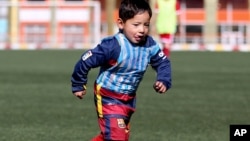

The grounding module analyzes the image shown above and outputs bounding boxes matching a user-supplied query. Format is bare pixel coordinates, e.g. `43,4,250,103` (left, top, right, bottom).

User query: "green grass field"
0,50,249,141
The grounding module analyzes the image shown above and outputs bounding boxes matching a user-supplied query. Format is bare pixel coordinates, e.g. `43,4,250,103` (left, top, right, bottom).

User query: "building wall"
1,0,101,50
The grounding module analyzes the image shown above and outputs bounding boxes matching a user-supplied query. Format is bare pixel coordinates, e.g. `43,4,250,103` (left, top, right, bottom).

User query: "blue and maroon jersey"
71,33,171,94
71,33,172,116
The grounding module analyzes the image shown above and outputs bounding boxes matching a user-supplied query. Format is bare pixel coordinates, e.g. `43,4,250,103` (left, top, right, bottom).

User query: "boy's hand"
153,81,167,94
73,90,86,99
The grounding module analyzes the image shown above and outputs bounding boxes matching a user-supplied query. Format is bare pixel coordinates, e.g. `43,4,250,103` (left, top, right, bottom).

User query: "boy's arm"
71,37,120,93
150,50,172,91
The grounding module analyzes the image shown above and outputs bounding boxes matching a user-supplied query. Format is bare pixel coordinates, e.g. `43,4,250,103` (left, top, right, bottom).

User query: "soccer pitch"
0,50,249,141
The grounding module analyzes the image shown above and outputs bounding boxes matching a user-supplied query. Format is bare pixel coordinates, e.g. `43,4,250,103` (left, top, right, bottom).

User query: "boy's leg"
98,116,130,141
91,133,104,141
93,85,135,141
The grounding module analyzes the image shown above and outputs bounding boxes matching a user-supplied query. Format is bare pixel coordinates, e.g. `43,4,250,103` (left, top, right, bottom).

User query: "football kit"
71,33,171,140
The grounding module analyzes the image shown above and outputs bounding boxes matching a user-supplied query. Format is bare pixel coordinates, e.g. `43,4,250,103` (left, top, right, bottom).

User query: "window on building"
231,0,248,9
0,0,8,42
62,25,85,44
185,25,203,43
0,6,8,18
24,25,47,43
183,0,204,8
219,0,248,9
0,19,8,42
218,24,246,44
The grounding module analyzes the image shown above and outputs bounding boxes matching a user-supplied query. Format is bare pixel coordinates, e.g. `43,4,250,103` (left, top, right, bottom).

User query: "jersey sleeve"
150,50,172,90
71,37,120,93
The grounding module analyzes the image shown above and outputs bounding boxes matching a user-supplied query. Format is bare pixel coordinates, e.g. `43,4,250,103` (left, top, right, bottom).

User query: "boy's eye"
133,23,150,27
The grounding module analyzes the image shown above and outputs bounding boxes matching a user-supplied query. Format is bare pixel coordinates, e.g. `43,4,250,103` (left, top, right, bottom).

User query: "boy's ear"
116,18,124,30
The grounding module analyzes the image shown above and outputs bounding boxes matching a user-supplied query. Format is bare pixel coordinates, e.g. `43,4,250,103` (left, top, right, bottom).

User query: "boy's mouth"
135,36,144,41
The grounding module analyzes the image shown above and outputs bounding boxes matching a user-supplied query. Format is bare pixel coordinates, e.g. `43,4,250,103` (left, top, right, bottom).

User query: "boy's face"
117,11,151,44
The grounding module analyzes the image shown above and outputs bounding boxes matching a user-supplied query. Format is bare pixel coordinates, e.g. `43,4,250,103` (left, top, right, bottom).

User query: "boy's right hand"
73,90,86,99
153,81,167,94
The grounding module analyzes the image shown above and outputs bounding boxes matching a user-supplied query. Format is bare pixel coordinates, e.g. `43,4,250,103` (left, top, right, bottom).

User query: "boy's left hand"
153,81,167,94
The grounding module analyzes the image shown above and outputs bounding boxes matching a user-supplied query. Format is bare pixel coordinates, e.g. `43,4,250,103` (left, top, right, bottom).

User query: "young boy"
71,0,172,140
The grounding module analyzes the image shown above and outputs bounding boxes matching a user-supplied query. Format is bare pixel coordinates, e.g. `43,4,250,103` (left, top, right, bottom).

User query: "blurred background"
0,0,249,51
1,1,250,140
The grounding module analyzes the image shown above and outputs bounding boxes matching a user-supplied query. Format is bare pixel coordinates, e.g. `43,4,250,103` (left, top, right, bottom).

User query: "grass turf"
0,50,249,141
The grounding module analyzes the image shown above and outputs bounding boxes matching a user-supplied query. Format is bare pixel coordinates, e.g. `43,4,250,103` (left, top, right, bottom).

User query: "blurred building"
0,0,250,51
0,0,101,49
174,0,250,51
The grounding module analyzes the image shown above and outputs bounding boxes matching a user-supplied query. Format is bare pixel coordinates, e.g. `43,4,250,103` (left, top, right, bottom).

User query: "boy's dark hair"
119,0,152,22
